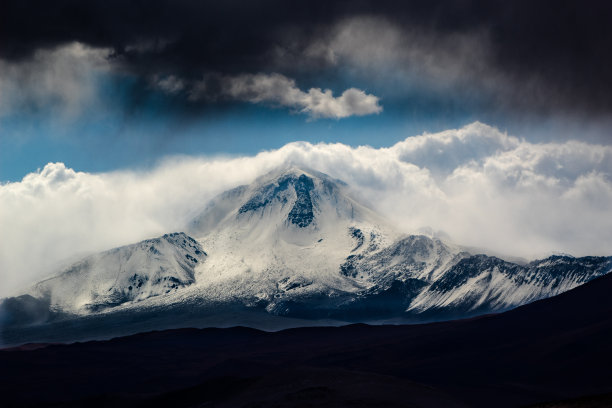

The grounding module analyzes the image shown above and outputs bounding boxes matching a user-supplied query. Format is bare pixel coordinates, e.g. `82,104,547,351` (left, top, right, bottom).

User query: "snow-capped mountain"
2,166,611,336
31,232,206,313
184,167,400,313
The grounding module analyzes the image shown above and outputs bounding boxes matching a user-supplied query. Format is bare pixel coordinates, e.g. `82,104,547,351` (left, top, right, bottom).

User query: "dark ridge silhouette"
2,272,612,407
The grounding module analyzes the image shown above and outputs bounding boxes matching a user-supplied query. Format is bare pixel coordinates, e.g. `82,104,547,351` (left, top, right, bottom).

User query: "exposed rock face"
287,174,315,227
238,173,315,228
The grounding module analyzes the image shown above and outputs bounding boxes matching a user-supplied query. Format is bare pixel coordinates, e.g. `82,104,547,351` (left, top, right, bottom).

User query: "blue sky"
2,1,612,182
0,72,483,182
3,67,606,183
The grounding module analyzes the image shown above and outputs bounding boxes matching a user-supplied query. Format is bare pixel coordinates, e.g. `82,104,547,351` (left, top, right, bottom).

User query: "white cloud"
393,122,522,178
164,72,382,119
219,72,382,119
1,122,612,296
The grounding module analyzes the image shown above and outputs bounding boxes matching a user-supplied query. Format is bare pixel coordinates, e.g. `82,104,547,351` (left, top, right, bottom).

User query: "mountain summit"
2,167,611,344
189,166,389,233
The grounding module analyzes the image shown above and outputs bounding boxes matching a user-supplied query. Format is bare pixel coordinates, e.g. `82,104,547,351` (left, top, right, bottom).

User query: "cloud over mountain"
1,122,611,297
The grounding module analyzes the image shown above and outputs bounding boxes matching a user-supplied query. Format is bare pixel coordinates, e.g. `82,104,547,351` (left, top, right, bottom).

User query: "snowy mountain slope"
407,254,612,318
28,232,206,314
185,167,400,304
2,166,611,335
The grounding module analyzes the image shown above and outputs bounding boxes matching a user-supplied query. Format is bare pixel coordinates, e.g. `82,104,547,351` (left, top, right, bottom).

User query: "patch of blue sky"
0,72,483,182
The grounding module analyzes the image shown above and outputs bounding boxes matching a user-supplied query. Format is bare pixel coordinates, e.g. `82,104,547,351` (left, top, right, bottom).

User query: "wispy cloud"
152,74,185,94
300,16,491,89
2,122,611,297
0,42,113,119
218,73,382,119
158,71,382,119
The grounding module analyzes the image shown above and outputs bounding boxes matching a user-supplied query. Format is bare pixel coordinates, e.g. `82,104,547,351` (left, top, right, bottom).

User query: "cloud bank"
1,122,611,297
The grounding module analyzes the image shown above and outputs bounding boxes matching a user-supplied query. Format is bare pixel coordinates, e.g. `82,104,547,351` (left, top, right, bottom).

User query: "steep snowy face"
189,167,383,234
407,254,612,316
30,233,206,313
185,167,399,299
341,235,468,284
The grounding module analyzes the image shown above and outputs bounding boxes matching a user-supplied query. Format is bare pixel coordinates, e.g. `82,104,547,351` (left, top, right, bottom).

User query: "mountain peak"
239,171,316,227
189,165,364,236
254,165,343,186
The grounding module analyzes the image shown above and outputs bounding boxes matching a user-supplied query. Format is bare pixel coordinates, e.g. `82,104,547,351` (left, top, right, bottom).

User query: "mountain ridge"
2,166,610,344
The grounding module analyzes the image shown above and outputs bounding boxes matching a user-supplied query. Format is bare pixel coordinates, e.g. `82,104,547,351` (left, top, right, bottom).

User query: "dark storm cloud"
0,0,339,75
1,0,612,116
